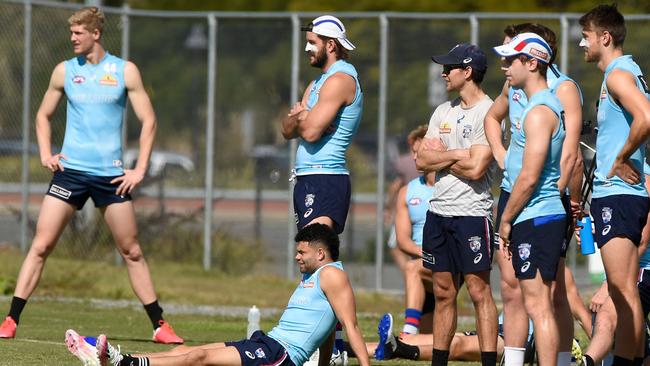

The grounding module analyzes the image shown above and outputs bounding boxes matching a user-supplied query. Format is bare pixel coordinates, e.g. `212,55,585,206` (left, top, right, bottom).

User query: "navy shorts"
293,174,351,234
225,331,295,366
591,195,649,248
422,212,493,274
46,169,131,210
510,215,566,280
494,190,510,250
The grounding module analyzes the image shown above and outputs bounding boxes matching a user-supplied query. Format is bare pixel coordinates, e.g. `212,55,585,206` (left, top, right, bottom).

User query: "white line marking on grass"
12,338,62,346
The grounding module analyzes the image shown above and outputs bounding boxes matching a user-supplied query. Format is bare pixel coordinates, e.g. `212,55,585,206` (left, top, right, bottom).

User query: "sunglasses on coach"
442,64,466,74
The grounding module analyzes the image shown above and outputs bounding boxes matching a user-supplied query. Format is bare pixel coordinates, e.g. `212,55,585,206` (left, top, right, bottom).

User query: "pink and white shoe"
65,329,100,366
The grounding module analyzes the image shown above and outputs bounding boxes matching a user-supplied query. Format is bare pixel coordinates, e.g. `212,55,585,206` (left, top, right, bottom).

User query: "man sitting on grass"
65,223,370,366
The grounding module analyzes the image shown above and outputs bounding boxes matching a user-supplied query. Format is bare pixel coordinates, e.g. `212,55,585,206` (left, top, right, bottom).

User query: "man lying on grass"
65,223,370,366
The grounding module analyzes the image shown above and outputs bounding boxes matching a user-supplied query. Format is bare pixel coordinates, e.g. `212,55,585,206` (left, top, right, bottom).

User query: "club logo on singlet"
439,121,451,134
512,91,521,101
99,74,118,86
408,197,422,206
72,75,85,84
462,124,473,139
599,87,607,100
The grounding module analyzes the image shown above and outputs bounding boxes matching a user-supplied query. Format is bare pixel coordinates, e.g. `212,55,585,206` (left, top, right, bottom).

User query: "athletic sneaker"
0,316,16,338
374,313,396,360
152,320,183,344
330,349,348,366
303,349,348,366
96,334,124,366
65,329,101,366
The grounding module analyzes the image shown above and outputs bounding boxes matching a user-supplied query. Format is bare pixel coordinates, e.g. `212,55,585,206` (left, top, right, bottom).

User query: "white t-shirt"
425,95,495,217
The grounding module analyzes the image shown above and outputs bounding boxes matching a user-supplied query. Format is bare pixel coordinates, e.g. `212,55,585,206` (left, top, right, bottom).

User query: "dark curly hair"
295,223,340,261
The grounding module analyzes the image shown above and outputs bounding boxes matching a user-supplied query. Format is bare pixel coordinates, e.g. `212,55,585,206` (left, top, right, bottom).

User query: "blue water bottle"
579,216,595,255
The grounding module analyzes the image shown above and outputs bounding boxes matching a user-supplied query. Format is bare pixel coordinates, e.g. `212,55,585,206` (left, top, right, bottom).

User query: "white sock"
503,346,526,366
401,324,418,335
557,351,572,366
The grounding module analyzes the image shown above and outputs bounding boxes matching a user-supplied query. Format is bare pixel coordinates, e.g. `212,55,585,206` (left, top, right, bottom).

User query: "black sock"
8,296,27,325
584,355,595,366
431,348,449,366
481,351,497,366
343,341,356,358
393,338,420,360
143,300,164,330
633,357,643,366
612,355,634,366
120,355,150,366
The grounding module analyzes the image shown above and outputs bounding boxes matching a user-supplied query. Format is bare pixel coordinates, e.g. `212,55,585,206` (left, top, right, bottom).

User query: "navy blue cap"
431,43,488,72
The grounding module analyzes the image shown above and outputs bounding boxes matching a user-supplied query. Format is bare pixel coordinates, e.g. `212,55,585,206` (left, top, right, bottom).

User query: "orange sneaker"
0,316,16,338
152,320,183,344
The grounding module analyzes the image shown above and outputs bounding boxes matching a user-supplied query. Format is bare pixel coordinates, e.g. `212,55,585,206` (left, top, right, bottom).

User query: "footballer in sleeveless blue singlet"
46,53,131,209
405,176,435,246
293,60,363,234
506,89,567,280
590,55,650,248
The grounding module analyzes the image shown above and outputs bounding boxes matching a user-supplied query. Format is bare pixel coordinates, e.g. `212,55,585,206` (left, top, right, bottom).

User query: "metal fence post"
287,14,300,279
375,14,389,291
470,14,479,46
203,14,217,271
20,0,33,254
560,14,569,75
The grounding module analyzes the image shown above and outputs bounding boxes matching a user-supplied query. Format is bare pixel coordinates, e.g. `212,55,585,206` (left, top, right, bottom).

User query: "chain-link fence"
2,0,650,290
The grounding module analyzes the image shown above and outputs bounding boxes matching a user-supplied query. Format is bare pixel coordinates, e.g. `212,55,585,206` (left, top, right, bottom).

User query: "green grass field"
0,248,486,365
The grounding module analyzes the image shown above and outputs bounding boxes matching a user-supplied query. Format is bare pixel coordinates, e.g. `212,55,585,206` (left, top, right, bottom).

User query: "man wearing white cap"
281,15,363,366
281,14,362,237
493,32,566,366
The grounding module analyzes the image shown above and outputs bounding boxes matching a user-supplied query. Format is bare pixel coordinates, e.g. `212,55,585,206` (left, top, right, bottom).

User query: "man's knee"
185,349,208,365
608,281,639,303
27,237,58,259
523,293,551,318
404,260,422,277
465,275,492,304
119,241,144,262
434,277,458,303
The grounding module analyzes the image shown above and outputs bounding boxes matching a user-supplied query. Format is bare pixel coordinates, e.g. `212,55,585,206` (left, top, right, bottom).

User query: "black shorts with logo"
422,212,493,274
510,214,566,280
591,194,650,248
46,169,131,210
293,174,351,234
226,331,295,366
